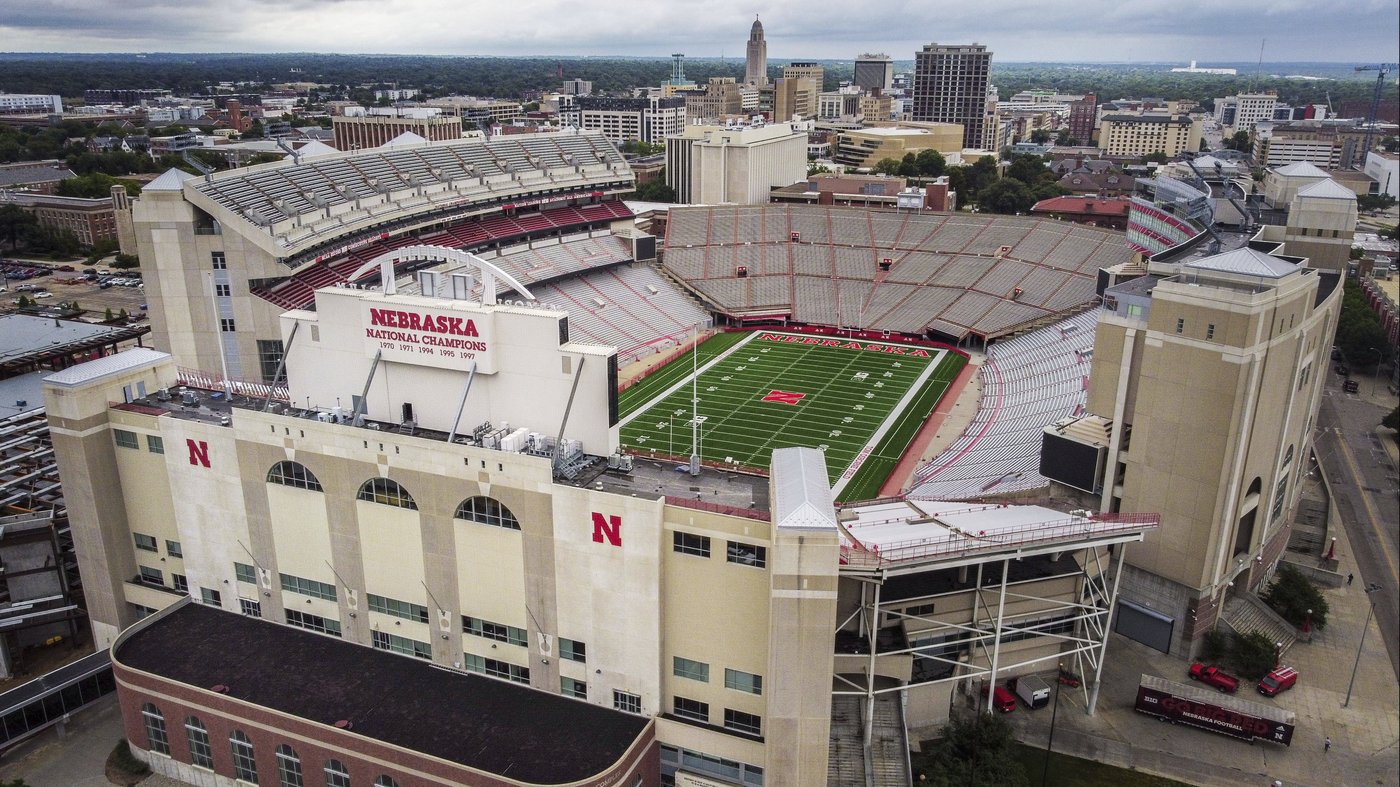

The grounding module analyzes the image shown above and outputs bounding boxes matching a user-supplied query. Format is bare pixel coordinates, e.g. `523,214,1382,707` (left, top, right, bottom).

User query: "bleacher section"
250,200,635,310
907,309,1099,500
528,265,711,365
185,132,629,256
663,205,1130,341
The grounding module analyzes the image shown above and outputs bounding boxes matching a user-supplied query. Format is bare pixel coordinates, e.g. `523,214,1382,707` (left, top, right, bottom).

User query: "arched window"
454,496,520,530
357,478,417,510
323,759,351,787
185,716,214,769
141,702,170,755
373,777,399,787
268,461,323,491
230,730,258,783
276,744,304,787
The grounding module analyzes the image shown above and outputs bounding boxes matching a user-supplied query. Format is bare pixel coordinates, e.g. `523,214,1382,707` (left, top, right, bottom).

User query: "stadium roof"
1184,247,1298,278
1295,178,1357,200
143,168,194,192
43,347,169,388
1273,161,1329,178
772,447,839,531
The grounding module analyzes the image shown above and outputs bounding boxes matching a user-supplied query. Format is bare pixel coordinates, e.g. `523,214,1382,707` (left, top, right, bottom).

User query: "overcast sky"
1,0,1397,63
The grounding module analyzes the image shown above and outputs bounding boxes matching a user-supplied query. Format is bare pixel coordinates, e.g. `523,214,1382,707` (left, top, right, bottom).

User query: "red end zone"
761,390,806,405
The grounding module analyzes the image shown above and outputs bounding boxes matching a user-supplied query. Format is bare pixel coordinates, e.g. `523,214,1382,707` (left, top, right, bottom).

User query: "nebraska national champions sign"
361,303,496,372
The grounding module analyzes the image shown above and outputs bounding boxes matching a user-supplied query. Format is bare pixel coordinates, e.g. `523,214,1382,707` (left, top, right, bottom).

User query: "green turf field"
618,330,966,501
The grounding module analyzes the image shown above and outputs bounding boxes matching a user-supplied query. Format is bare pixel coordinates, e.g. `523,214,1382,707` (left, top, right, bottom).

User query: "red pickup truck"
1189,663,1240,693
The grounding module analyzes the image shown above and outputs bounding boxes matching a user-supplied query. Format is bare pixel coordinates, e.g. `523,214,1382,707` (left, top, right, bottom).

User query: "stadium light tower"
689,323,702,475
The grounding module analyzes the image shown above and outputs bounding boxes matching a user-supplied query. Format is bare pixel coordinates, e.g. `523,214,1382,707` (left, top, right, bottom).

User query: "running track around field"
878,359,982,497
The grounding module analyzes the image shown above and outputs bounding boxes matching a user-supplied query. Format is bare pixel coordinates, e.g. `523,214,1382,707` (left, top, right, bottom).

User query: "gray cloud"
0,0,1396,62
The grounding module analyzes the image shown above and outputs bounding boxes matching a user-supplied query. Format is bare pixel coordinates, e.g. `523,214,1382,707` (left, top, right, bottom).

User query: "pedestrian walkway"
995,509,1399,787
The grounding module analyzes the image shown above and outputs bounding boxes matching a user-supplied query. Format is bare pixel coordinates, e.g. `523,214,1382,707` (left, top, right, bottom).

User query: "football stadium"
67,130,1192,787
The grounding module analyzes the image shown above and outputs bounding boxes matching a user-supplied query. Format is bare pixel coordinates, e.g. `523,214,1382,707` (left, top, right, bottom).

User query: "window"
673,656,709,682
280,573,337,601
165,539,182,557
904,603,935,617
215,283,231,297
1175,318,1184,334
454,496,520,529
201,587,221,606
373,778,399,787
726,541,766,568
131,603,157,619
368,593,429,623
724,668,763,695
561,676,587,698
285,609,341,637
660,745,764,787
142,703,170,755
1206,323,1216,340
235,562,258,584
267,461,323,491
230,730,258,783
211,252,227,270
673,696,709,722
673,531,711,558
357,478,416,509
276,744,304,787
559,638,586,663
724,709,762,735
220,318,236,332
185,717,214,769
613,690,642,714
133,532,158,552
372,630,432,659
463,654,530,683
147,435,165,454
463,616,527,646
323,760,350,787
172,573,188,593
138,565,163,586
114,429,139,449
240,598,263,617
257,339,286,385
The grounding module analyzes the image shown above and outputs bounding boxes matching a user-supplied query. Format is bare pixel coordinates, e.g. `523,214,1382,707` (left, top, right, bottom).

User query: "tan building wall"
1098,114,1201,158
832,123,964,169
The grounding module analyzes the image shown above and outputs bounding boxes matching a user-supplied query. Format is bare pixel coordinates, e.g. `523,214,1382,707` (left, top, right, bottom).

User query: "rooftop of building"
1030,195,1130,217
114,602,650,784
1,315,150,379
0,161,73,187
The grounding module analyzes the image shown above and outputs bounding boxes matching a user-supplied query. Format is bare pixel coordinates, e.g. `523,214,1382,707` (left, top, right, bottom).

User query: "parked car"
1335,364,1349,376
82,267,97,275
1343,379,1359,394
1188,663,1240,693
1257,666,1298,697
34,292,52,299
56,265,75,272
980,683,1017,712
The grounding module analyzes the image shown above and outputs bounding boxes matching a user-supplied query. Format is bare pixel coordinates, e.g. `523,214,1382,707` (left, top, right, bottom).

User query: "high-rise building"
577,96,686,144
782,62,824,87
1045,246,1343,657
1097,112,1202,158
331,114,463,150
1214,92,1278,134
664,122,807,204
745,16,769,87
853,54,894,93
1068,93,1097,144
911,43,993,150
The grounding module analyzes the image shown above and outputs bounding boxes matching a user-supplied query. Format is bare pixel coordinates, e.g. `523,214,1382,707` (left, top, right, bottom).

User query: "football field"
617,330,966,501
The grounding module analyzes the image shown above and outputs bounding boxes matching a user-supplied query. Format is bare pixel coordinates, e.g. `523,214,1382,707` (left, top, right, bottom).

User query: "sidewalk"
1002,511,1399,787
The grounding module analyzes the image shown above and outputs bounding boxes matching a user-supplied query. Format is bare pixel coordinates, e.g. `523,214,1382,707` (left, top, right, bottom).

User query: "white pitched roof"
1274,161,1329,178
1295,178,1357,200
1185,247,1298,278
143,168,195,192
285,140,339,161
381,131,427,148
43,348,170,387
771,447,837,531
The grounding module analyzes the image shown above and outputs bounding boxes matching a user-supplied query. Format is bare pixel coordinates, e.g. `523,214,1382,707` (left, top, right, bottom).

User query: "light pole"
1344,584,1383,707
1368,347,1383,397
1041,663,1062,787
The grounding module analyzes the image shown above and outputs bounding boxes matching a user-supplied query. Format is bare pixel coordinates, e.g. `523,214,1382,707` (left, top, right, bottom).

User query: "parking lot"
1,261,149,322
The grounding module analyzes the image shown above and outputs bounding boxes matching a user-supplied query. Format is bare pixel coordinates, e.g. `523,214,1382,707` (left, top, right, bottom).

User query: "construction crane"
1355,64,1398,164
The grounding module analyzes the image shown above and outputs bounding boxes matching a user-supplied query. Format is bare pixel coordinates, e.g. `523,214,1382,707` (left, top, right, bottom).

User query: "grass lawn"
617,330,964,501
1008,743,1194,787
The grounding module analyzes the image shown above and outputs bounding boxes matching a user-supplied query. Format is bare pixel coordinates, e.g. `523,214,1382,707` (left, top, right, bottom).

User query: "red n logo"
591,512,621,547
761,389,806,405
186,439,210,468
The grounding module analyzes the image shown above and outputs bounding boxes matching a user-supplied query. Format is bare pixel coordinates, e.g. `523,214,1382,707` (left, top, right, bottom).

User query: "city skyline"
1,0,1397,64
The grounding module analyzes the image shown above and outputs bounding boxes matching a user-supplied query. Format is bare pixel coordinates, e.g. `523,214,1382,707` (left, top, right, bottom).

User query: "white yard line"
617,331,760,428
830,348,947,499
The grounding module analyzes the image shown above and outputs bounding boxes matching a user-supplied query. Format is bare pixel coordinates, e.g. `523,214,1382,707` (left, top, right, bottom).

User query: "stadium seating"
529,266,711,364
662,205,1126,341
907,309,1099,500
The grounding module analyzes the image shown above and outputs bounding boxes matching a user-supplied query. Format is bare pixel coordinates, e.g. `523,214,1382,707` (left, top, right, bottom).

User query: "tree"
1228,631,1281,680
978,178,1036,215
56,172,138,198
1199,138,1211,152
1261,563,1329,631
0,204,37,247
111,253,141,269
632,179,675,203
1028,128,1051,144
872,157,902,176
917,713,1028,787
1383,407,1398,431
1224,130,1252,152
1143,151,1170,165
1358,193,1397,212
898,152,920,178
915,148,946,178
1005,154,1051,188
1055,129,1076,146
807,164,831,177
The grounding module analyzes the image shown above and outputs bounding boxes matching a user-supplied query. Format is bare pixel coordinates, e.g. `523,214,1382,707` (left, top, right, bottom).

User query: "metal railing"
840,512,1159,567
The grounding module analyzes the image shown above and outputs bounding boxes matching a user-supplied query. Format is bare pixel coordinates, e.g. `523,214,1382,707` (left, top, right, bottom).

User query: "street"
1315,367,1399,678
